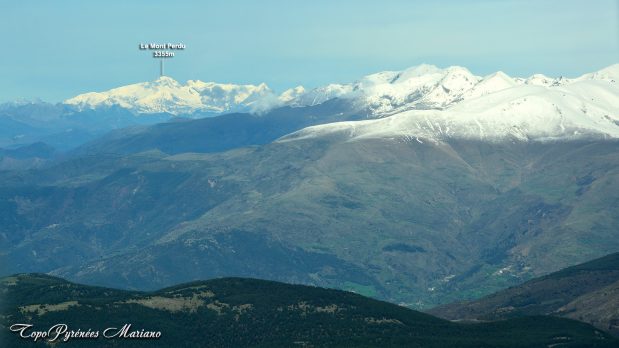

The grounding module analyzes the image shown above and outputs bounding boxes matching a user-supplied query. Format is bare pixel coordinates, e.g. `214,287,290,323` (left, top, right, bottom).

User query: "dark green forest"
1,274,616,347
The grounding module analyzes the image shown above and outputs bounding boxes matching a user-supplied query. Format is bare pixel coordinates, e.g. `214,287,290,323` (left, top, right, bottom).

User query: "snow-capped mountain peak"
287,64,483,114
151,75,181,87
460,71,517,100
65,76,277,115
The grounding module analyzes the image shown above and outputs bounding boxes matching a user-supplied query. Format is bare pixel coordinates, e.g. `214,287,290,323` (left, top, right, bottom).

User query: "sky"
0,0,618,103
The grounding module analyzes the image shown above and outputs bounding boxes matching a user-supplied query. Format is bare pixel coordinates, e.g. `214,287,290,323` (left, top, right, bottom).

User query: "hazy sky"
1,0,617,102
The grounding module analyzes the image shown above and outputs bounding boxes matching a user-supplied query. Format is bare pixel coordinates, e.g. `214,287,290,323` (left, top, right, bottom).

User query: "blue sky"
1,0,617,102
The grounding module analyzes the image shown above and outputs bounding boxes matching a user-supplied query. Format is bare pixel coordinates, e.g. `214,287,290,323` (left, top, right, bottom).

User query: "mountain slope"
1,274,616,347
282,78,619,142
0,142,56,170
556,279,619,336
428,252,619,336
72,99,361,156
0,102,173,150
2,135,619,309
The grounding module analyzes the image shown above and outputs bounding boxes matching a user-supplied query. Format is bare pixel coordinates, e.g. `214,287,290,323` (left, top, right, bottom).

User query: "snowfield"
280,65,619,142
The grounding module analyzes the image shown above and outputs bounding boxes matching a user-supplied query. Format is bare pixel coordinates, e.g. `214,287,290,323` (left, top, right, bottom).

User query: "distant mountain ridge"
0,142,56,170
1,63,617,152
62,64,619,119
64,77,278,115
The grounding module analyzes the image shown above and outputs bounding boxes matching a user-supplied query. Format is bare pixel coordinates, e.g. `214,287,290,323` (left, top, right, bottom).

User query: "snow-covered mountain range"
282,84,618,142
64,64,618,116
64,77,276,115
62,63,618,141
290,64,618,115
281,65,619,142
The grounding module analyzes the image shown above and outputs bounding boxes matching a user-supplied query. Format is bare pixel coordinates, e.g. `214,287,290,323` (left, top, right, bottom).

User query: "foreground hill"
429,252,619,336
1,274,616,347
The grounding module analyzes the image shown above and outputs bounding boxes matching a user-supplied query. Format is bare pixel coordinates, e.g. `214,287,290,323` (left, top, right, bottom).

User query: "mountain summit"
64,76,276,115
